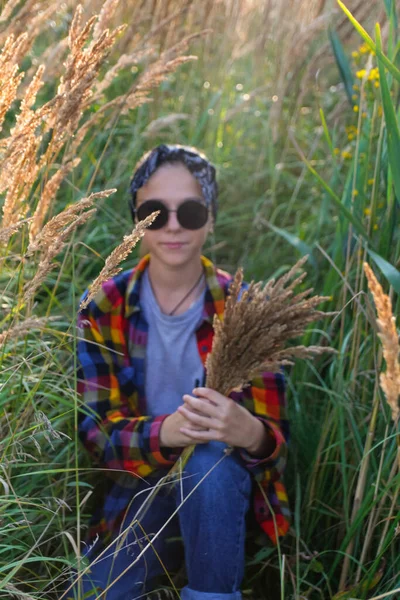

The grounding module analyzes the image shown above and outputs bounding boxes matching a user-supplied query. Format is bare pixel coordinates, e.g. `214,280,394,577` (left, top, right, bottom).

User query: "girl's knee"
183,441,251,494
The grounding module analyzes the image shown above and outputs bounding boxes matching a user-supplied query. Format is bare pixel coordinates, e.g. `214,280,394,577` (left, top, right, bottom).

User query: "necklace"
149,269,205,316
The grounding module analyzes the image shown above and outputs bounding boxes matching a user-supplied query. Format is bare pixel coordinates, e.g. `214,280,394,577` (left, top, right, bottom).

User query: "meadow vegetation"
0,0,399,598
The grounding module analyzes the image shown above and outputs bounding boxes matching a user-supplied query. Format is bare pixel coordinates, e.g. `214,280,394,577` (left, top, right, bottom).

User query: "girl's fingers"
178,405,217,430
179,427,216,441
183,394,220,418
192,387,225,406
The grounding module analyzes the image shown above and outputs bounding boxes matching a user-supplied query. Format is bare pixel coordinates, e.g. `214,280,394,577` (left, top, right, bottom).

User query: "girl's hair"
128,144,218,223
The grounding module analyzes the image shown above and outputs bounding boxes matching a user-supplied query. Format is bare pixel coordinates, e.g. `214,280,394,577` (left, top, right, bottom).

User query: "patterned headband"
128,144,218,222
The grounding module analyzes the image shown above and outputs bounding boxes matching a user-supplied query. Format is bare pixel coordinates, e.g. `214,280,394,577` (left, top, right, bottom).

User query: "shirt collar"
125,254,226,324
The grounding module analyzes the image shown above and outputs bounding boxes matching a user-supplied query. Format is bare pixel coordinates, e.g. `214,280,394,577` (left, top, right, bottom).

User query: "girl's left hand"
177,387,259,450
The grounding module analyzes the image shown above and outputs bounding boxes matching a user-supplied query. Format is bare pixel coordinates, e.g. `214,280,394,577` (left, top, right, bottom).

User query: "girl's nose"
165,210,181,230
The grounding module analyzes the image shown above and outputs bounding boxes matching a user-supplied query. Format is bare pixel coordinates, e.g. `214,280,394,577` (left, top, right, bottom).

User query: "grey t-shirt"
140,269,206,417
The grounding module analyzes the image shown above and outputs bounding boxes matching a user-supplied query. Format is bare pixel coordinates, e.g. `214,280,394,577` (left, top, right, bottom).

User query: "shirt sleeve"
76,296,175,477
231,370,289,483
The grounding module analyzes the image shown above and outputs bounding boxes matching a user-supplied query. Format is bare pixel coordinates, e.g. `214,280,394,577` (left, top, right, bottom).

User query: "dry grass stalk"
0,0,22,24
46,5,126,145
92,0,120,41
79,211,160,311
0,33,25,132
0,33,34,134
88,31,205,121
364,263,400,424
0,2,58,62
29,158,81,244
0,64,47,230
22,190,115,304
93,48,152,100
23,209,96,305
143,112,190,138
167,255,336,479
0,217,33,246
0,316,57,346
26,190,115,256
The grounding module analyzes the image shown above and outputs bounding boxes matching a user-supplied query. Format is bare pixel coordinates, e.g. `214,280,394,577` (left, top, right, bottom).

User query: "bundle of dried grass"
364,263,400,424
79,210,159,311
206,255,335,395
167,255,336,479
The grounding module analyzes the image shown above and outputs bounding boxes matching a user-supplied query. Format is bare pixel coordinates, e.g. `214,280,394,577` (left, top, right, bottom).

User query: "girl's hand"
177,387,268,453
159,410,209,448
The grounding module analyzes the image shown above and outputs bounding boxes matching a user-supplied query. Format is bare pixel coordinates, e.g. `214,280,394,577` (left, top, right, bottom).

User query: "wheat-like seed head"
25,190,115,256
364,262,400,424
29,158,81,243
93,0,121,42
0,316,58,346
79,211,160,312
22,191,115,305
205,255,336,396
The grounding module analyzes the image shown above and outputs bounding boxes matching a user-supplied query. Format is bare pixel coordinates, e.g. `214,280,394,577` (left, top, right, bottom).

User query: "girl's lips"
161,242,187,249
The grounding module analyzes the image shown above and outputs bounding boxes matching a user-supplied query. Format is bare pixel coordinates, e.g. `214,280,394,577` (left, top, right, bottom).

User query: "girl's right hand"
159,409,209,448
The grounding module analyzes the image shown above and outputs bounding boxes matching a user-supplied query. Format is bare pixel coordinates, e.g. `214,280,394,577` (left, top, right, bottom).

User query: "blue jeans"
66,442,252,599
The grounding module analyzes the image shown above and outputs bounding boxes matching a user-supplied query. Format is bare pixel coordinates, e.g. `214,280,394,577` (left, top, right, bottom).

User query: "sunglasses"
134,199,209,230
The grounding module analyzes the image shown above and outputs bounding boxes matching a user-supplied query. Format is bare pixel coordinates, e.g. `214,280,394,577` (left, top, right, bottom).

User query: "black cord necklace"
149,269,205,316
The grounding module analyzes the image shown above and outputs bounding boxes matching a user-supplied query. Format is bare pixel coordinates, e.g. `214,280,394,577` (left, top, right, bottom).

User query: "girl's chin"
151,246,199,264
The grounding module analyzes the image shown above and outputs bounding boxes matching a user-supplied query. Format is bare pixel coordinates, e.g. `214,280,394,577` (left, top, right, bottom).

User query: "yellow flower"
375,81,380,88
342,150,353,160
352,94,358,101
359,43,370,54
352,189,359,196
368,178,374,185
352,51,359,58
362,112,367,118
333,147,340,156
348,133,354,141
373,223,378,230
364,208,371,216
353,105,359,112
367,68,379,81
353,84,359,91
356,69,367,79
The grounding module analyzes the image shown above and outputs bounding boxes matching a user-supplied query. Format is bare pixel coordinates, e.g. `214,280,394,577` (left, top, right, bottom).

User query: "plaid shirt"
76,254,291,552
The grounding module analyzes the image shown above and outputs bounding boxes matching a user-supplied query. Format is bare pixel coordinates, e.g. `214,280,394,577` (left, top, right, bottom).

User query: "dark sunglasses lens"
136,201,168,230
178,200,208,230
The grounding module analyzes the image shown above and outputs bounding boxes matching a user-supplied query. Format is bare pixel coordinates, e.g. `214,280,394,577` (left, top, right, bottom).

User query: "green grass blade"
375,23,400,204
337,0,400,83
264,222,317,267
367,248,400,294
329,27,355,105
384,0,398,32
294,143,369,241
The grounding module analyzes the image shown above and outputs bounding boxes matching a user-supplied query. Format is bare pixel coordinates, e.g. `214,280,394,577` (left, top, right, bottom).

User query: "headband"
128,144,218,222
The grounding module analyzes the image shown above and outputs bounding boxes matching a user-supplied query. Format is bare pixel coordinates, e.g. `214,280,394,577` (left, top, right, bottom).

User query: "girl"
70,144,290,600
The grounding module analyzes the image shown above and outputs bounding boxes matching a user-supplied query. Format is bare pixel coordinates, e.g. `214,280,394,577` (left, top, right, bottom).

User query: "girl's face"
135,162,213,268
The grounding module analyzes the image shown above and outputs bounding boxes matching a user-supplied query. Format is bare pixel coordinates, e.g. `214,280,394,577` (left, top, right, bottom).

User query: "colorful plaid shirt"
76,254,291,552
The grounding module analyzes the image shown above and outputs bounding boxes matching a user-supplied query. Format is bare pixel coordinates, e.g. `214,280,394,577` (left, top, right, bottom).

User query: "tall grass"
0,0,399,598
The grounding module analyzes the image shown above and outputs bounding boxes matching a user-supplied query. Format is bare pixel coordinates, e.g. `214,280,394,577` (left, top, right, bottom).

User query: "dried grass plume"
364,262,400,424
79,210,160,311
206,255,336,397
